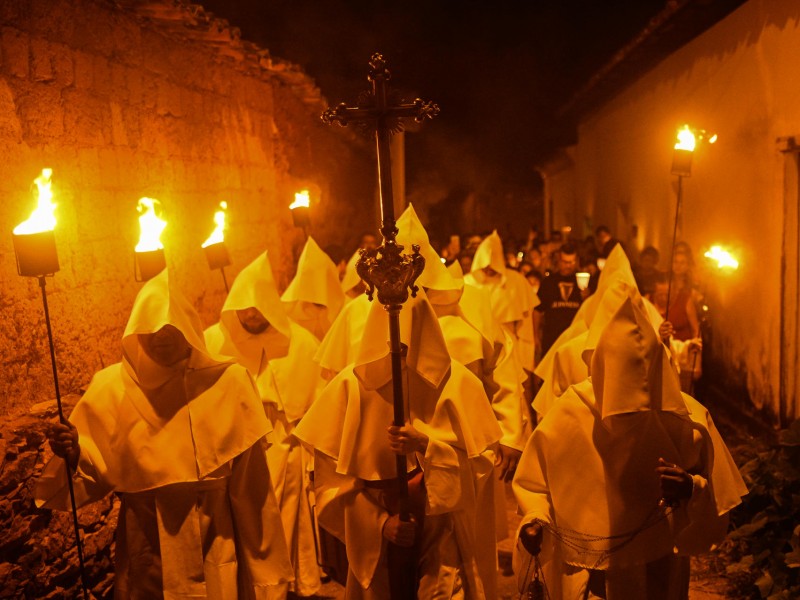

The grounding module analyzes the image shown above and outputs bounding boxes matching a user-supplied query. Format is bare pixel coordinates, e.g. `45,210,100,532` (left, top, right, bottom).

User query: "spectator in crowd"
535,242,588,355
634,245,662,297
359,231,378,251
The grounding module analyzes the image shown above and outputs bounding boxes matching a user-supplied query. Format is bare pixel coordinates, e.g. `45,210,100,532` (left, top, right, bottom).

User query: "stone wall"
0,0,374,415
0,397,117,598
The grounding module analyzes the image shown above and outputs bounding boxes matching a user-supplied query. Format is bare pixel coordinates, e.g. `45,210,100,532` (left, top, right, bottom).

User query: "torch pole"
38,277,90,600
665,175,683,322
219,267,230,294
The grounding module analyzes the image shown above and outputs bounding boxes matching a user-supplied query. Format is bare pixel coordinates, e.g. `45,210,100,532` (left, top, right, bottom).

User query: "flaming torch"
11,169,90,599
666,124,716,320
134,197,167,281
290,189,311,233
704,245,739,270
202,201,232,293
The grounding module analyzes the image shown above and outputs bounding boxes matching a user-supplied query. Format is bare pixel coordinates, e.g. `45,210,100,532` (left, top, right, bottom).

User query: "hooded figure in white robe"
397,205,531,539
513,297,747,600
205,252,325,599
281,236,346,341
313,250,374,380
294,292,503,599
36,269,293,599
464,230,539,374
532,246,682,420
341,249,366,301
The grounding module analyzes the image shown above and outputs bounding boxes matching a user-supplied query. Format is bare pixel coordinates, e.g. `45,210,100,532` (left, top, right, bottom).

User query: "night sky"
200,0,667,235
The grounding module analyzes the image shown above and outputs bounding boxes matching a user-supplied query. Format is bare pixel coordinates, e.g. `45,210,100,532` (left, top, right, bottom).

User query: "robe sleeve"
490,331,530,451
34,435,114,510
228,439,294,593
512,431,554,527
313,452,390,591
420,436,462,515
672,428,732,555
512,430,559,577
673,474,730,555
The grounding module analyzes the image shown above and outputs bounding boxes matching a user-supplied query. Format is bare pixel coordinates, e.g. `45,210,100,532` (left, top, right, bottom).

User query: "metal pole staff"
322,53,436,599
38,276,90,600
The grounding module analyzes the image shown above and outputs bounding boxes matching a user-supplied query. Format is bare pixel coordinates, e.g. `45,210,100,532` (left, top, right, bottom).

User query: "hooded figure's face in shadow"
138,325,191,367
236,307,270,335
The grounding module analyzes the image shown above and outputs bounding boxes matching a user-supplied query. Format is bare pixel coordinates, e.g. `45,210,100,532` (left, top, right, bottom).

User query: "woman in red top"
667,249,700,340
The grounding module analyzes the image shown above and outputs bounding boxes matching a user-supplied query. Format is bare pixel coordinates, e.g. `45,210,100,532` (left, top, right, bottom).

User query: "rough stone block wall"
1,398,118,598
0,0,374,595
0,0,373,413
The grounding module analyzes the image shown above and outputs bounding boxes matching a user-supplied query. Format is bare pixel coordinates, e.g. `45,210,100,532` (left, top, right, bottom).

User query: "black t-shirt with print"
536,272,584,353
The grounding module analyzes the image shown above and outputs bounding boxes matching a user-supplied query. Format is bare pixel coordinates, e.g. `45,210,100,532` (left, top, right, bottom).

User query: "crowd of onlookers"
437,225,701,335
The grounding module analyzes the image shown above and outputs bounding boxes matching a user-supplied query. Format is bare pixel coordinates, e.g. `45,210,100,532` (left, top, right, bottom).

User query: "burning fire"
202,201,227,248
704,246,739,270
13,169,56,235
135,197,167,253
674,125,696,152
290,190,311,210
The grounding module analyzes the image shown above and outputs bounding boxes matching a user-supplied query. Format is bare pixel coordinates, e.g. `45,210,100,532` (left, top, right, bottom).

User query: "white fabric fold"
281,236,345,339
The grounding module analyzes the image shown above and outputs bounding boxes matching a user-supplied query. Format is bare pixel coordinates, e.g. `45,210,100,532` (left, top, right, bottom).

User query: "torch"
687,245,740,394
290,189,311,237
704,245,739,271
201,201,231,293
11,169,90,600
134,197,167,282
666,125,716,320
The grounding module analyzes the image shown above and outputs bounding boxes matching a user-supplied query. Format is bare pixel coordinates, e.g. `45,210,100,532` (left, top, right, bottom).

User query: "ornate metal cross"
322,53,439,245
321,53,438,596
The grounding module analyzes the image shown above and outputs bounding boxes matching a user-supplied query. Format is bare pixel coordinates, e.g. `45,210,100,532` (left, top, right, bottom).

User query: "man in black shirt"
535,243,586,354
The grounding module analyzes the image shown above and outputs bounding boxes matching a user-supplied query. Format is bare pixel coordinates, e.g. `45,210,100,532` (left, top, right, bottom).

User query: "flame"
674,125,696,152
13,169,56,235
290,189,310,210
202,201,227,248
704,246,739,270
135,197,167,253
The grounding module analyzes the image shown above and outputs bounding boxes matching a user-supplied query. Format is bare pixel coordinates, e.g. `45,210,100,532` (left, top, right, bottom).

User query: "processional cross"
322,53,438,596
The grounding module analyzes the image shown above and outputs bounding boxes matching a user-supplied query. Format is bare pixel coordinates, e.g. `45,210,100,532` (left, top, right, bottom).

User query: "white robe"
514,383,745,600
35,361,293,599
295,362,501,599
281,236,345,341
205,251,325,598
514,297,746,600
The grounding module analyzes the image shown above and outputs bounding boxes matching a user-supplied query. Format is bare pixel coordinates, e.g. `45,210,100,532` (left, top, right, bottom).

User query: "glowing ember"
704,246,739,270
13,169,56,235
135,197,167,253
290,190,311,210
708,133,718,144
674,125,696,152
202,201,228,248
